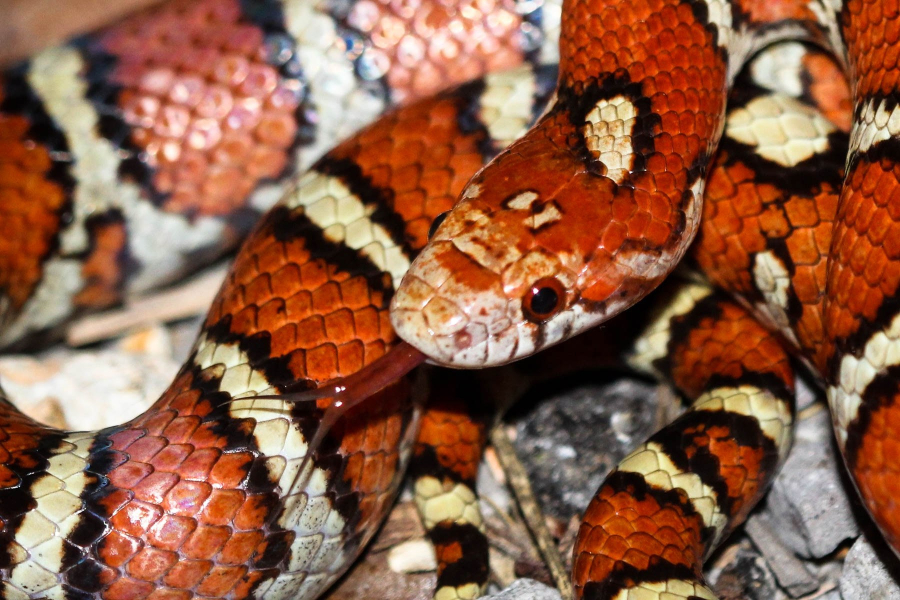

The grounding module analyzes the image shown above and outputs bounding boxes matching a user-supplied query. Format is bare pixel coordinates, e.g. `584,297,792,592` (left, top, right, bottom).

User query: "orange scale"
104,577,155,600
358,455,387,494
198,491,243,529
201,167,243,200
146,589,192,600
651,504,695,531
164,479,212,518
206,452,251,489
181,525,230,561
434,443,460,468
132,470,180,505
677,111,701,136
253,299,288,334
0,114,29,138
0,164,24,188
339,277,376,310
597,532,634,561
578,554,613,586
243,271,276,304
652,522,695,548
867,215,894,248
0,464,13,487
137,406,181,437
110,460,155,489
176,143,216,177
254,112,296,147
323,308,357,343
111,500,164,538
226,26,264,57
662,152,690,175
269,262,303,297
621,546,658,570
218,530,264,565
110,428,150,454
18,146,51,173
305,344,340,381
126,546,179,581
661,544,700,571
294,315,327,349
229,265,263,297
603,514,641,538
298,259,332,290
225,304,259,335
266,323,297,357
247,146,287,179
99,529,143,568
284,348,308,380
194,83,233,118
149,445,192,475
164,386,209,416
337,340,366,374
311,281,345,313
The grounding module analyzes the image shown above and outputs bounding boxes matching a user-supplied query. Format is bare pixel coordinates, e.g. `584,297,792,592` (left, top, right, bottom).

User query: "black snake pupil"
428,211,449,239
530,287,559,315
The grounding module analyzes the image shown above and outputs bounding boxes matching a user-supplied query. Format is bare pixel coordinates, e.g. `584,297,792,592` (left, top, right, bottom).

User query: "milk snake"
0,0,896,599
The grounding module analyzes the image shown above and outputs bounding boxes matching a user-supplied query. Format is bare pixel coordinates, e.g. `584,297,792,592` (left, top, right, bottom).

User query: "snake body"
0,0,898,599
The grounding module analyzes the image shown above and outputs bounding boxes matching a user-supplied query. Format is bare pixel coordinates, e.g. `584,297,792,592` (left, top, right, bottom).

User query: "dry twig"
490,425,574,600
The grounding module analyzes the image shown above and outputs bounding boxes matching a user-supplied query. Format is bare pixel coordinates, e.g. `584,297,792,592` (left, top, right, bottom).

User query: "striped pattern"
0,18,561,596
5,0,900,598
0,0,560,349
408,351,492,596
575,279,795,599
4,433,96,599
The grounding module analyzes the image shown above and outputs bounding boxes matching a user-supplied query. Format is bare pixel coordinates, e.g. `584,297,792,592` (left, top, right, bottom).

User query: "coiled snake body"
0,0,896,599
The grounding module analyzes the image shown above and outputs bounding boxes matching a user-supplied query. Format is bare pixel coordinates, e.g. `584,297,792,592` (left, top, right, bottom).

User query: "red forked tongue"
249,341,426,495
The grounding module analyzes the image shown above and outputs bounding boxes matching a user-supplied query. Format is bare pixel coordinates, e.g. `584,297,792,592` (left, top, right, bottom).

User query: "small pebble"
840,535,900,600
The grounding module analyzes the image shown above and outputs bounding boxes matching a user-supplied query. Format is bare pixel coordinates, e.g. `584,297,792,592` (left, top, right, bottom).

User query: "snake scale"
0,0,897,599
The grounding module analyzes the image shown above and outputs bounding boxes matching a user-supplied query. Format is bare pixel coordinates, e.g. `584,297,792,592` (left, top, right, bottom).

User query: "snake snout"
390,242,519,367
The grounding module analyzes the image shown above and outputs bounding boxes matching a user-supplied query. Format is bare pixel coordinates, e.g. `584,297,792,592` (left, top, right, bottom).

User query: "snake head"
390,117,701,368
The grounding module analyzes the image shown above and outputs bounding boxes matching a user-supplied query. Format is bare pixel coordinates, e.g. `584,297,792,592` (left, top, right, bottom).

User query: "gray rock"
744,517,818,596
840,536,900,600
758,408,859,558
479,579,561,600
711,538,787,600
510,377,661,521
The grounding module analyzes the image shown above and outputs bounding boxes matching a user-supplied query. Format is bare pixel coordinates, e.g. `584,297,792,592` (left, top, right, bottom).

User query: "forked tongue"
249,341,425,496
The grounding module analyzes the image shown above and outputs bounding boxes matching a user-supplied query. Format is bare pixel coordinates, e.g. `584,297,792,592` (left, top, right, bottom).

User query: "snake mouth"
390,283,497,368
390,274,523,368
389,239,512,367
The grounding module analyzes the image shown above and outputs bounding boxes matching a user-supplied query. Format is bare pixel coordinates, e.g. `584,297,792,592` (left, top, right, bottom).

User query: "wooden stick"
490,425,574,599
66,264,227,346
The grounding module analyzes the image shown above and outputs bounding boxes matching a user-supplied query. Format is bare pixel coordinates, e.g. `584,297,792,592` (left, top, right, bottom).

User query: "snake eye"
522,277,566,323
428,211,450,239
